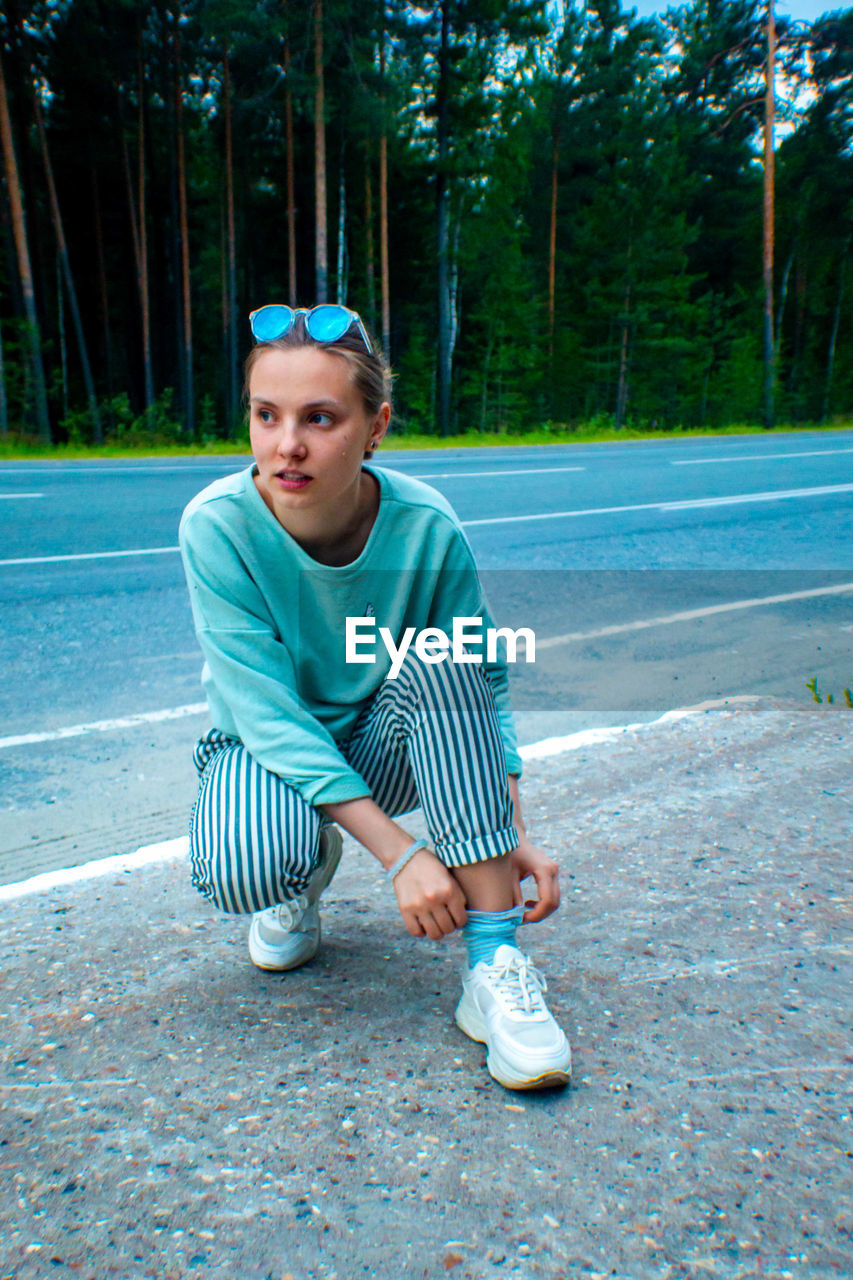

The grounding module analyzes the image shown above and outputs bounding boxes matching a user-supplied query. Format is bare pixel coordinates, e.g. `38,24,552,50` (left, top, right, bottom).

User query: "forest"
0,0,851,445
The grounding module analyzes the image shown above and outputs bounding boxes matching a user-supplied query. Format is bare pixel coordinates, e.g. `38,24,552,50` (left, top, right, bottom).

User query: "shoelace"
488,952,548,1015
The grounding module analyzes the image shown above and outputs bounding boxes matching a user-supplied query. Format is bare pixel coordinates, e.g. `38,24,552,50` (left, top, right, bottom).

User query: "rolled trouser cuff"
436,823,519,869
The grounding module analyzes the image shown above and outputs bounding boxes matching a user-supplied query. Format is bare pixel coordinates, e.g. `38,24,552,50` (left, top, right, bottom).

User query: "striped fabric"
189,650,519,914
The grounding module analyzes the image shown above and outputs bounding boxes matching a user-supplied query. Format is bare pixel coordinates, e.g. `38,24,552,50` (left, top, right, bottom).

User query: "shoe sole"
455,993,572,1091
248,918,320,972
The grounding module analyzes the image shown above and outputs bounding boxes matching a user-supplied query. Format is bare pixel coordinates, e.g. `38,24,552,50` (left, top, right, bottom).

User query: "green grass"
806,676,853,708
0,438,252,461
0,419,850,461
384,420,853,450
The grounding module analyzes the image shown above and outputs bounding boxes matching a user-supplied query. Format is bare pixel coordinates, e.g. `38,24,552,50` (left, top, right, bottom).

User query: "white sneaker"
248,826,343,972
455,944,572,1090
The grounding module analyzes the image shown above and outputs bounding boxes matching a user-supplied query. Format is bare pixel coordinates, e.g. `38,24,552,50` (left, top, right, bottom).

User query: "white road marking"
536,581,853,650
0,461,579,479
0,545,179,567
462,481,853,526
408,466,585,479
4,582,850,750
0,697,758,901
0,836,189,902
4,482,852,565
0,702,208,751
673,447,853,465
518,696,761,761
664,483,853,510
0,492,43,499
0,463,246,475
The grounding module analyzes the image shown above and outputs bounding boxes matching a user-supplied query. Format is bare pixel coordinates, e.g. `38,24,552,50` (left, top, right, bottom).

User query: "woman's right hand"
393,847,468,940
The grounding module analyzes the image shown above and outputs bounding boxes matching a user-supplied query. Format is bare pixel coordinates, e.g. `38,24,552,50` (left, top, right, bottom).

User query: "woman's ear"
364,402,391,458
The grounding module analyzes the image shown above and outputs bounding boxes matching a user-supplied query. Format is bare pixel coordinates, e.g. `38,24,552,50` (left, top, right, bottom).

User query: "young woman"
179,304,572,1091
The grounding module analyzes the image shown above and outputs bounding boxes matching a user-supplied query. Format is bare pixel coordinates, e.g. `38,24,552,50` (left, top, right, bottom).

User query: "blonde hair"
243,313,392,419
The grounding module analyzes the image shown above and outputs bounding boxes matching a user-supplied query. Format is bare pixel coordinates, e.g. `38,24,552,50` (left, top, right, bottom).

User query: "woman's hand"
322,798,467,938
509,838,561,924
393,847,468,940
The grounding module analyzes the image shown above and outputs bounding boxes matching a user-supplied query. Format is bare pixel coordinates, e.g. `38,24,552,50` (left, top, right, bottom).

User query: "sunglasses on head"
249,304,373,353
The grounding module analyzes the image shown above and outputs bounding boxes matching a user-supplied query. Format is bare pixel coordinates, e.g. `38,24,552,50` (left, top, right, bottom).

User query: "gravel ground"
1,698,851,1280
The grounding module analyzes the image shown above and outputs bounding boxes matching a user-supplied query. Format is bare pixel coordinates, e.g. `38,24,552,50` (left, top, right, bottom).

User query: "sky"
630,0,847,18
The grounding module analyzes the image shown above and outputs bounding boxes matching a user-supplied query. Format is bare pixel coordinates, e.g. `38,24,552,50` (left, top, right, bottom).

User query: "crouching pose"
179,303,572,1090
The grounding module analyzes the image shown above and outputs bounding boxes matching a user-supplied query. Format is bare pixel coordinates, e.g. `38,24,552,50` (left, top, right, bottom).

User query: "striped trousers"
189,650,519,914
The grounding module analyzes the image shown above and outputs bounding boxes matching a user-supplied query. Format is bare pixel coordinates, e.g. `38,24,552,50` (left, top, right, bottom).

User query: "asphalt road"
1,428,852,884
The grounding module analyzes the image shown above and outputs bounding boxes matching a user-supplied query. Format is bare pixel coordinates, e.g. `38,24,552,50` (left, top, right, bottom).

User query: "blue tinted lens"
306,305,352,342
251,305,293,342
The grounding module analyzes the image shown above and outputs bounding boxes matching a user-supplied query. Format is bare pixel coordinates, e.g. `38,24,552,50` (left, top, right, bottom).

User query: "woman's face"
248,345,389,530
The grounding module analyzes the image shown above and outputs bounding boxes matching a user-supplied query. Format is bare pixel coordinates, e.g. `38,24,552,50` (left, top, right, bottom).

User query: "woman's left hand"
509,838,561,924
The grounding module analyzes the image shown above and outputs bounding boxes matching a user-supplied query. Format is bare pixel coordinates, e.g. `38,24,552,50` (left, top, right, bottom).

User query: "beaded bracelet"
386,837,429,882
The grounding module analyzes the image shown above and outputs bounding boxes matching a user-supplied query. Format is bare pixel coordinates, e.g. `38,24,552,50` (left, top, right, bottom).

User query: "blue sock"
463,906,524,969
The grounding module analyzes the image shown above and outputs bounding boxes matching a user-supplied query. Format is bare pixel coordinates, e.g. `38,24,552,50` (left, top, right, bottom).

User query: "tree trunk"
480,329,493,433
364,144,376,333
314,0,328,303
57,252,68,422
164,36,183,419
0,317,7,434
615,324,631,429
379,135,390,356
336,140,347,305
283,8,297,305
821,237,849,423
775,238,795,342
548,135,558,361
436,0,452,436
120,115,147,411
615,277,632,430
137,24,154,410
34,94,102,441
120,112,154,412
787,260,807,418
449,209,460,379
379,28,390,354
220,196,229,428
224,48,238,425
175,25,194,437
91,160,114,429
0,49,50,441
699,361,711,428
121,117,141,269
762,0,776,430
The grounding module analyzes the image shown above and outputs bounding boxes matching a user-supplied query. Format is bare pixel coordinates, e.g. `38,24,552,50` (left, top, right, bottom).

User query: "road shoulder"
1,698,850,1277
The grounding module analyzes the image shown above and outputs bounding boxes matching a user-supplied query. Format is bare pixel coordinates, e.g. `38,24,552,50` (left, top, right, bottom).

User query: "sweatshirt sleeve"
179,507,371,806
426,526,523,777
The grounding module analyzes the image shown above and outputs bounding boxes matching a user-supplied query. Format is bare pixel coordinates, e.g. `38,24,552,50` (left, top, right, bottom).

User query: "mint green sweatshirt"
179,464,521,807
